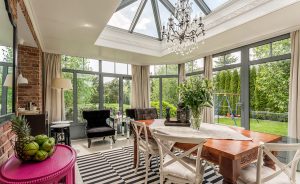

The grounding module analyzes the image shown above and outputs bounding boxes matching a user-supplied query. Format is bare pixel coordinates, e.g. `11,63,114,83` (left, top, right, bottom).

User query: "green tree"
254,65,268,111
214,54,238,67
230,69,239,114
249,67,257,110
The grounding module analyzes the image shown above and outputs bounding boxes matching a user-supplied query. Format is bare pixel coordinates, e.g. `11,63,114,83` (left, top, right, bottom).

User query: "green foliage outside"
214,39,291,123
151,101,177,118
63,56,131,122
0,46,13,114
217,117,288,136
150,65,179,116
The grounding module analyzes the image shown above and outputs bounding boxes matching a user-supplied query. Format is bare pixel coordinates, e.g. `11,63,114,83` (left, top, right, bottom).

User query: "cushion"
238,163,292,184
83,110,110,128
86,126,115,138
162,154,200,182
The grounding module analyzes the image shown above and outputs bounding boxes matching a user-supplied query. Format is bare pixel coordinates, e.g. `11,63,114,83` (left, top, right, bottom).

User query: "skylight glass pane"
204,0,229,11
134,0,158,38
158,0,173,26
191,1,204,18
107,0,141,30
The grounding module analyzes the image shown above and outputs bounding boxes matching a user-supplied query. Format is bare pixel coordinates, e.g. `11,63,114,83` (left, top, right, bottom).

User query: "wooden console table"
132,119,281,184
0,144,76,184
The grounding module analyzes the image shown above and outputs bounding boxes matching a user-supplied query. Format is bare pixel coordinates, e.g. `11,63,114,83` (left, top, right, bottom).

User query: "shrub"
151,101,177,118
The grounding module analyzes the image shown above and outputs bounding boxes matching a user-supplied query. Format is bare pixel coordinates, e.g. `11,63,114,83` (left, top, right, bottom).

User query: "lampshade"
52,78,73,90
17,74,28,84
3,74,13,87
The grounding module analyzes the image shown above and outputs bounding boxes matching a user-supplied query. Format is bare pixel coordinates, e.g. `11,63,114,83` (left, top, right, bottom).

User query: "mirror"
0,0,16,118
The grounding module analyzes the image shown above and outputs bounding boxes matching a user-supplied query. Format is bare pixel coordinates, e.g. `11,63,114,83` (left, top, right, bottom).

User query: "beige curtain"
131,65,150,108
178,63,186,83
203,55,214,123
43,53,62,123
288,30,300,139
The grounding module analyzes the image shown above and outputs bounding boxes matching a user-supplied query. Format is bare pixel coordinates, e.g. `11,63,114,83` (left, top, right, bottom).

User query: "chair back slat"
256,143,300,184
152,130,206,179
132,121,155,153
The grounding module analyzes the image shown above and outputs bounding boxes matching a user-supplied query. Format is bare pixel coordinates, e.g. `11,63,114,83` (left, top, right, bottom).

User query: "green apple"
48,137,55,146
23,141,39,156
48,147,55,157
34,150,48,161
35,134,49,145
41,139,54,152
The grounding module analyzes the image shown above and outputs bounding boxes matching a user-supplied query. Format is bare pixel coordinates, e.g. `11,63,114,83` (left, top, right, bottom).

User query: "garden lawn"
215,117,288,136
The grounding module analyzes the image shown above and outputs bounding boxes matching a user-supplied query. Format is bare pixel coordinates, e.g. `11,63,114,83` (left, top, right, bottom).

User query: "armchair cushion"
83,110,110,128
86,126,115,138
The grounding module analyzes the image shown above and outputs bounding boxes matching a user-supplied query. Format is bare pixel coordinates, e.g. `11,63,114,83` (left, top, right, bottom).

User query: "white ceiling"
0,0,13,47
17,3,37,47
22,0,300,65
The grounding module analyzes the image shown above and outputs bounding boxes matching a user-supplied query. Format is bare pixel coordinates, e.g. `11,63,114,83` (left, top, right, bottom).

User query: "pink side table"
0,144,76,184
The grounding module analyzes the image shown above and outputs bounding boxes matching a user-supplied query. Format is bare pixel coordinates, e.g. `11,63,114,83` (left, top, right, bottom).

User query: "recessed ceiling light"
82,23,93,28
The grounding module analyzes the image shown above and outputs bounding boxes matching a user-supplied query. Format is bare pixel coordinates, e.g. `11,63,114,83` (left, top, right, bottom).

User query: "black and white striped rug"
77,146,223,184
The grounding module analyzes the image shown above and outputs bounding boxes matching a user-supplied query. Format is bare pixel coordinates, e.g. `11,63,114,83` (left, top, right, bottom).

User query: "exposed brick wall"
17,45,43,111
0,121,15,165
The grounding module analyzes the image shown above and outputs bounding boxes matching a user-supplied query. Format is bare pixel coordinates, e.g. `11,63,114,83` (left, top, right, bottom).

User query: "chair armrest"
106,117,115,128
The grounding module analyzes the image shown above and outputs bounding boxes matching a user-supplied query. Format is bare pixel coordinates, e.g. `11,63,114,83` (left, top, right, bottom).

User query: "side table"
0,144,76,184
50,124,71,146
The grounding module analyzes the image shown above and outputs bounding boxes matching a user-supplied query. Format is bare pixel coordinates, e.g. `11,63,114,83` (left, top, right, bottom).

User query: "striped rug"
77,146,223,184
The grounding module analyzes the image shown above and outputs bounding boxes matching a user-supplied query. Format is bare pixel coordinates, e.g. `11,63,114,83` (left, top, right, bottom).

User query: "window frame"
62,60,132,124
211,33,291,130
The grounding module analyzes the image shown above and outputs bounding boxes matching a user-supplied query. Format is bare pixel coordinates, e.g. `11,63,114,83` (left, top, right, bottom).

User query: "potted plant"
178,77,213,129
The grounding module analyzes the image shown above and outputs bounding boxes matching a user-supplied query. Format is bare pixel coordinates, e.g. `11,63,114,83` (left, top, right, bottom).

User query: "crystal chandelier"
162,0,205,55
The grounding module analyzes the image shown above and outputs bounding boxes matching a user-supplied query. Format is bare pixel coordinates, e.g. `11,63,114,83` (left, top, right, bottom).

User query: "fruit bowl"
14,135,56,162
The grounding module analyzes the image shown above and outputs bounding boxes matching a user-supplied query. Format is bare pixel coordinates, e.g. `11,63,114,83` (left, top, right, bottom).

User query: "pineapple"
11,116,35,160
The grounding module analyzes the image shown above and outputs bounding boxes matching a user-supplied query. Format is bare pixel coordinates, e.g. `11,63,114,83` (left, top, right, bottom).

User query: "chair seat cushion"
87,126,115,138
238,163,292,184
162,154,199,182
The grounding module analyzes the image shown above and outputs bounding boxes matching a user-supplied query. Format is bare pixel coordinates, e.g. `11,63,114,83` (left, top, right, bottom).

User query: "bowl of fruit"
11,116,56,162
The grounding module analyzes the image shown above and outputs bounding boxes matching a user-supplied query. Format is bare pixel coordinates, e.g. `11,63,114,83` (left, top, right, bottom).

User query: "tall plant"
178,77,213,129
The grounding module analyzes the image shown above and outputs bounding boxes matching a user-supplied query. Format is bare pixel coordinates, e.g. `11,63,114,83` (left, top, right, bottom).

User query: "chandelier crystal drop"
162,0,205,56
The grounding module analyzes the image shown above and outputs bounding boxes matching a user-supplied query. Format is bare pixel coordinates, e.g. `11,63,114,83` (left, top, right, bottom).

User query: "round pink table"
0,144,76,184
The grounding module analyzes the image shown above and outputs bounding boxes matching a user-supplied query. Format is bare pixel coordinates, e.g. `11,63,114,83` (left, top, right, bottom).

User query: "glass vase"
191,108,203,130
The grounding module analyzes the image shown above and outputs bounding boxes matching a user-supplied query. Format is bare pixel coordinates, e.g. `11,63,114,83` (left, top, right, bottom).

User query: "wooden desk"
132,119,281,184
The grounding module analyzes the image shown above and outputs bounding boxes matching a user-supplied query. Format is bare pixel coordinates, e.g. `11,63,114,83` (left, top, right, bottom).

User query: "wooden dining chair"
152,130,207,184
131,121,159,184
238,143,300,184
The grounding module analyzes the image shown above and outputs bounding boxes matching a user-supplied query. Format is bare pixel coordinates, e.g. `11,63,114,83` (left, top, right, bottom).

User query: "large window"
248,38,291,136
123,79,131,114
62,58,131,123
150,65,179,118
212,35,291,136
77,74,99,122
104,77,119,115
0,46,13,115
213,51,242,127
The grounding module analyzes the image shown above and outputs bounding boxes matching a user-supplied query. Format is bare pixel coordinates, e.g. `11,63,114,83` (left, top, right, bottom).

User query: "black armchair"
83,110,116,148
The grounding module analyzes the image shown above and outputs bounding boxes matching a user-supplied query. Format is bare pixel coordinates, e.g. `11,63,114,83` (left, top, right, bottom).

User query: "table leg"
133,128,137,169
219,156,240,184
65,165,74,184
263,151,276,170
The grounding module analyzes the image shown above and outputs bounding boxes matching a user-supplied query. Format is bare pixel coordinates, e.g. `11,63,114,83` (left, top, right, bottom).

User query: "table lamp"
52,78,73,121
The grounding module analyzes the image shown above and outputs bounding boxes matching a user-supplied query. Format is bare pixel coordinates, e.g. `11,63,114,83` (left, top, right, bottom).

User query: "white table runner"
149,120,252,141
